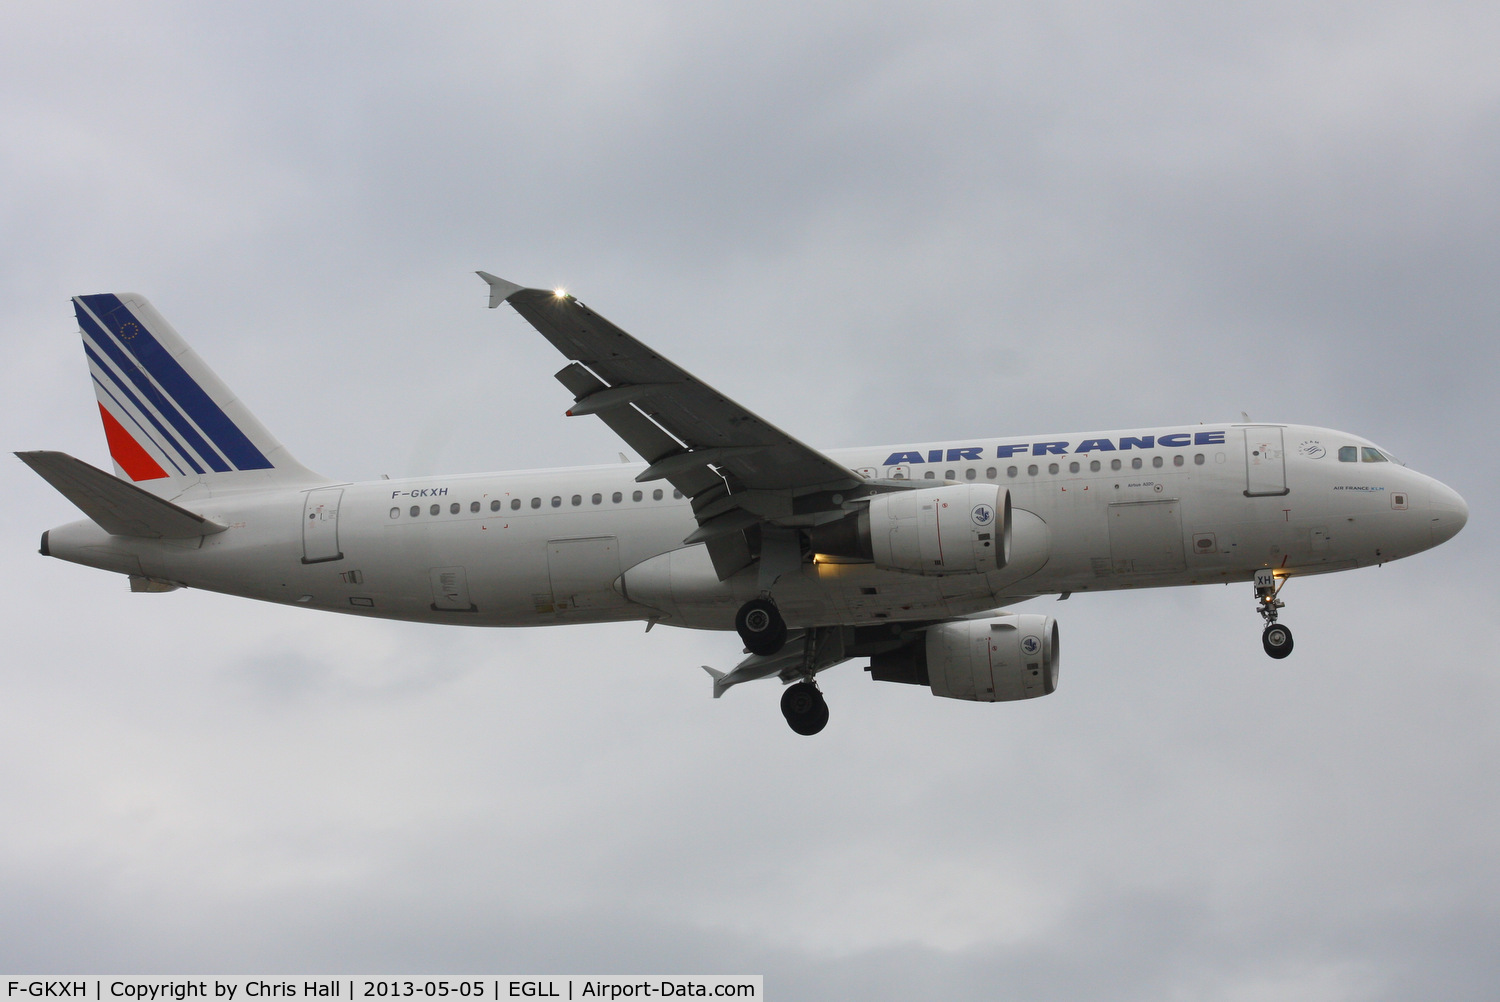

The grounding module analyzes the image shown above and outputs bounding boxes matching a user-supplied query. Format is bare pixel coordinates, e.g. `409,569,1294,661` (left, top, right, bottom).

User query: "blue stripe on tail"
90,373,189,477
84,343,202,475
76,295,274,472
76,303,227,472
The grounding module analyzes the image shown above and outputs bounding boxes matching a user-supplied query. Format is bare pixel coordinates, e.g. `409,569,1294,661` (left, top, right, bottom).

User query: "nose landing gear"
1254,569,1294,659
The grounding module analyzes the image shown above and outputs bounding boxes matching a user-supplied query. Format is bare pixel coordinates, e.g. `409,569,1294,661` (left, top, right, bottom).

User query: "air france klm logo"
882,430,1227,466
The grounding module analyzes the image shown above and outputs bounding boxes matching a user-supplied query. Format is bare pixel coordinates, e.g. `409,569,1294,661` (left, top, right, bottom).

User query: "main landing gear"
781,679,829,736
1254,569,1294,659
735,597,787,656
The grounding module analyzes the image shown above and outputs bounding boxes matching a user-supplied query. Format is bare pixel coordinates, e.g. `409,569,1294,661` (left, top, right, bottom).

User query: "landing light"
553,287,567,298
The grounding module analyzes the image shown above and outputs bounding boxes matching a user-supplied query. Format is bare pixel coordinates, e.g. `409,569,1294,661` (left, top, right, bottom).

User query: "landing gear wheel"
1262,623,1294,659
780,681,829,736
736,598,787,656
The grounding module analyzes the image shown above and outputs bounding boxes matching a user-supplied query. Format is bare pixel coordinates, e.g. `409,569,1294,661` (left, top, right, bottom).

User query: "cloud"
3,2,1497,997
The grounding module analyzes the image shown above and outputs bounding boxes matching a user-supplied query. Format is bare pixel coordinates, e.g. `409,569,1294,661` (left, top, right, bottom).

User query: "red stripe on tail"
98,403,168,481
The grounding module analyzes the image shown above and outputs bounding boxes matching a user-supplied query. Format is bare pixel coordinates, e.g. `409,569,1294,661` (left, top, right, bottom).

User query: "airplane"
18,276,1469,735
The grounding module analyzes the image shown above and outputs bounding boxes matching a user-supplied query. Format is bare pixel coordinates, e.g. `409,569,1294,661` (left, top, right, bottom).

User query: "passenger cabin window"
592,493,602,504
1007,466,1018,478
986,467,997,479
1090,460,1101,472
1027,464,1039,476
1131,458,1143,470
571,495,582,506
1048,463,1059,475
508,499,519,511
1338,446,1358,462
673,490,683,499
531,497,541,509
1362,447,1387,463
1173,455,1184,467
944,470,956,480
1194,454,1205,465
551,497,561,508
450,503,460,514
1111,459,1122,471
389,507,400,519
1068,461,1080,473
429,504,440,516
612,492,622,503
924,471,936,479
653,489,663,500
632,490,643,502
470,501,480,513
965,468,977,481
1152,456,1163,468
409,506,420,517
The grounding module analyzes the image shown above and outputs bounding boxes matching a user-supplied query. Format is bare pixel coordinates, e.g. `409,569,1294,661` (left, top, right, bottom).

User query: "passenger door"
301,488,344,564
1242,427,1289,497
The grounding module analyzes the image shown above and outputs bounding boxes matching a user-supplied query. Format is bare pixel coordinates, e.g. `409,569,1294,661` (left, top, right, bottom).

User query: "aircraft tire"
781,681,828,736
1262,623,1294,659
737,598,787,656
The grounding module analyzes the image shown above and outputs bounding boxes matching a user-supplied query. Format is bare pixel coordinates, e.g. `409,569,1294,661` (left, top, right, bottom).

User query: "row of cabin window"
391,488,685,519
899,453,1209,481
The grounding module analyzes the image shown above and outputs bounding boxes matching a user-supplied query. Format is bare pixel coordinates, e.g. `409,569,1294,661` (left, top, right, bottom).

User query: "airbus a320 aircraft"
20,276,1469,734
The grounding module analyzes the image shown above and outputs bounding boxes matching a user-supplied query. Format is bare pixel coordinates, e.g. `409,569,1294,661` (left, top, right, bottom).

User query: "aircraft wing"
479,273,878,576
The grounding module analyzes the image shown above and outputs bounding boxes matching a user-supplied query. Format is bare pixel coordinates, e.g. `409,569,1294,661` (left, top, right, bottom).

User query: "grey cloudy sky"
3,2,1497,998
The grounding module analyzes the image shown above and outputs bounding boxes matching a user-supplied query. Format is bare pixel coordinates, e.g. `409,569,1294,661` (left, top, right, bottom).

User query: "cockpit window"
1338,446,1358,462
1362,447,1388,463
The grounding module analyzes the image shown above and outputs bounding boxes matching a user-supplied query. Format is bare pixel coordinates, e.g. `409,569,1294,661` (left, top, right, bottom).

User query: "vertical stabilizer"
72,293,322,494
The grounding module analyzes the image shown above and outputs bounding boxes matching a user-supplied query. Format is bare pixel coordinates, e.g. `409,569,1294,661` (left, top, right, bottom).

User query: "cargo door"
1107,500,1187,574
301,488,344,564
430,566,477,612
547,536,628,611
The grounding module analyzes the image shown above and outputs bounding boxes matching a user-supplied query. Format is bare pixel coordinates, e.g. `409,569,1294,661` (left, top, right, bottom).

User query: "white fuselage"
43,423,1467,632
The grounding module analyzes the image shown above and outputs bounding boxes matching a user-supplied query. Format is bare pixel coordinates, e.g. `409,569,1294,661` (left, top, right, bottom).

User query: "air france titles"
882,430,1227,467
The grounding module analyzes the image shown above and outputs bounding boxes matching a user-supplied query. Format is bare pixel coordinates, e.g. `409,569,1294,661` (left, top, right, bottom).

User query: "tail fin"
72,293,322,493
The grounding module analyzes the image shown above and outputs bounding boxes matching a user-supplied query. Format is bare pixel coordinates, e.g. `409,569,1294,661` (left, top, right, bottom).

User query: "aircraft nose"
1428,480,1468,546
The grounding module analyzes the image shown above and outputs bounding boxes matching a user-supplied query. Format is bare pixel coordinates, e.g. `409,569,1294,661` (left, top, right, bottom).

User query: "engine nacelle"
811,484,1010,576
925,614,1059,701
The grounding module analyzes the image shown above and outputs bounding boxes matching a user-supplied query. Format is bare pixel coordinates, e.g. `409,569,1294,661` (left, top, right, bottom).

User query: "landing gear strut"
1254,569,1293,659
780,680,829,736
736,597,787,656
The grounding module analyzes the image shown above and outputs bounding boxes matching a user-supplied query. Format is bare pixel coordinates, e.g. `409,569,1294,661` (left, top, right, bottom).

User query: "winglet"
702,666,729,699
476,272,526,309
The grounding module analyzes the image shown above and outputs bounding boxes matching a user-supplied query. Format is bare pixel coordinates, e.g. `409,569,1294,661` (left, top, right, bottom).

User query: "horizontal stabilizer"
16,451,227,538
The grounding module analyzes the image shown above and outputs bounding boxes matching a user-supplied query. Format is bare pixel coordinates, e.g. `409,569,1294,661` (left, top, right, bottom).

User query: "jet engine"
810,484,1010,576
868,613,1060,702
